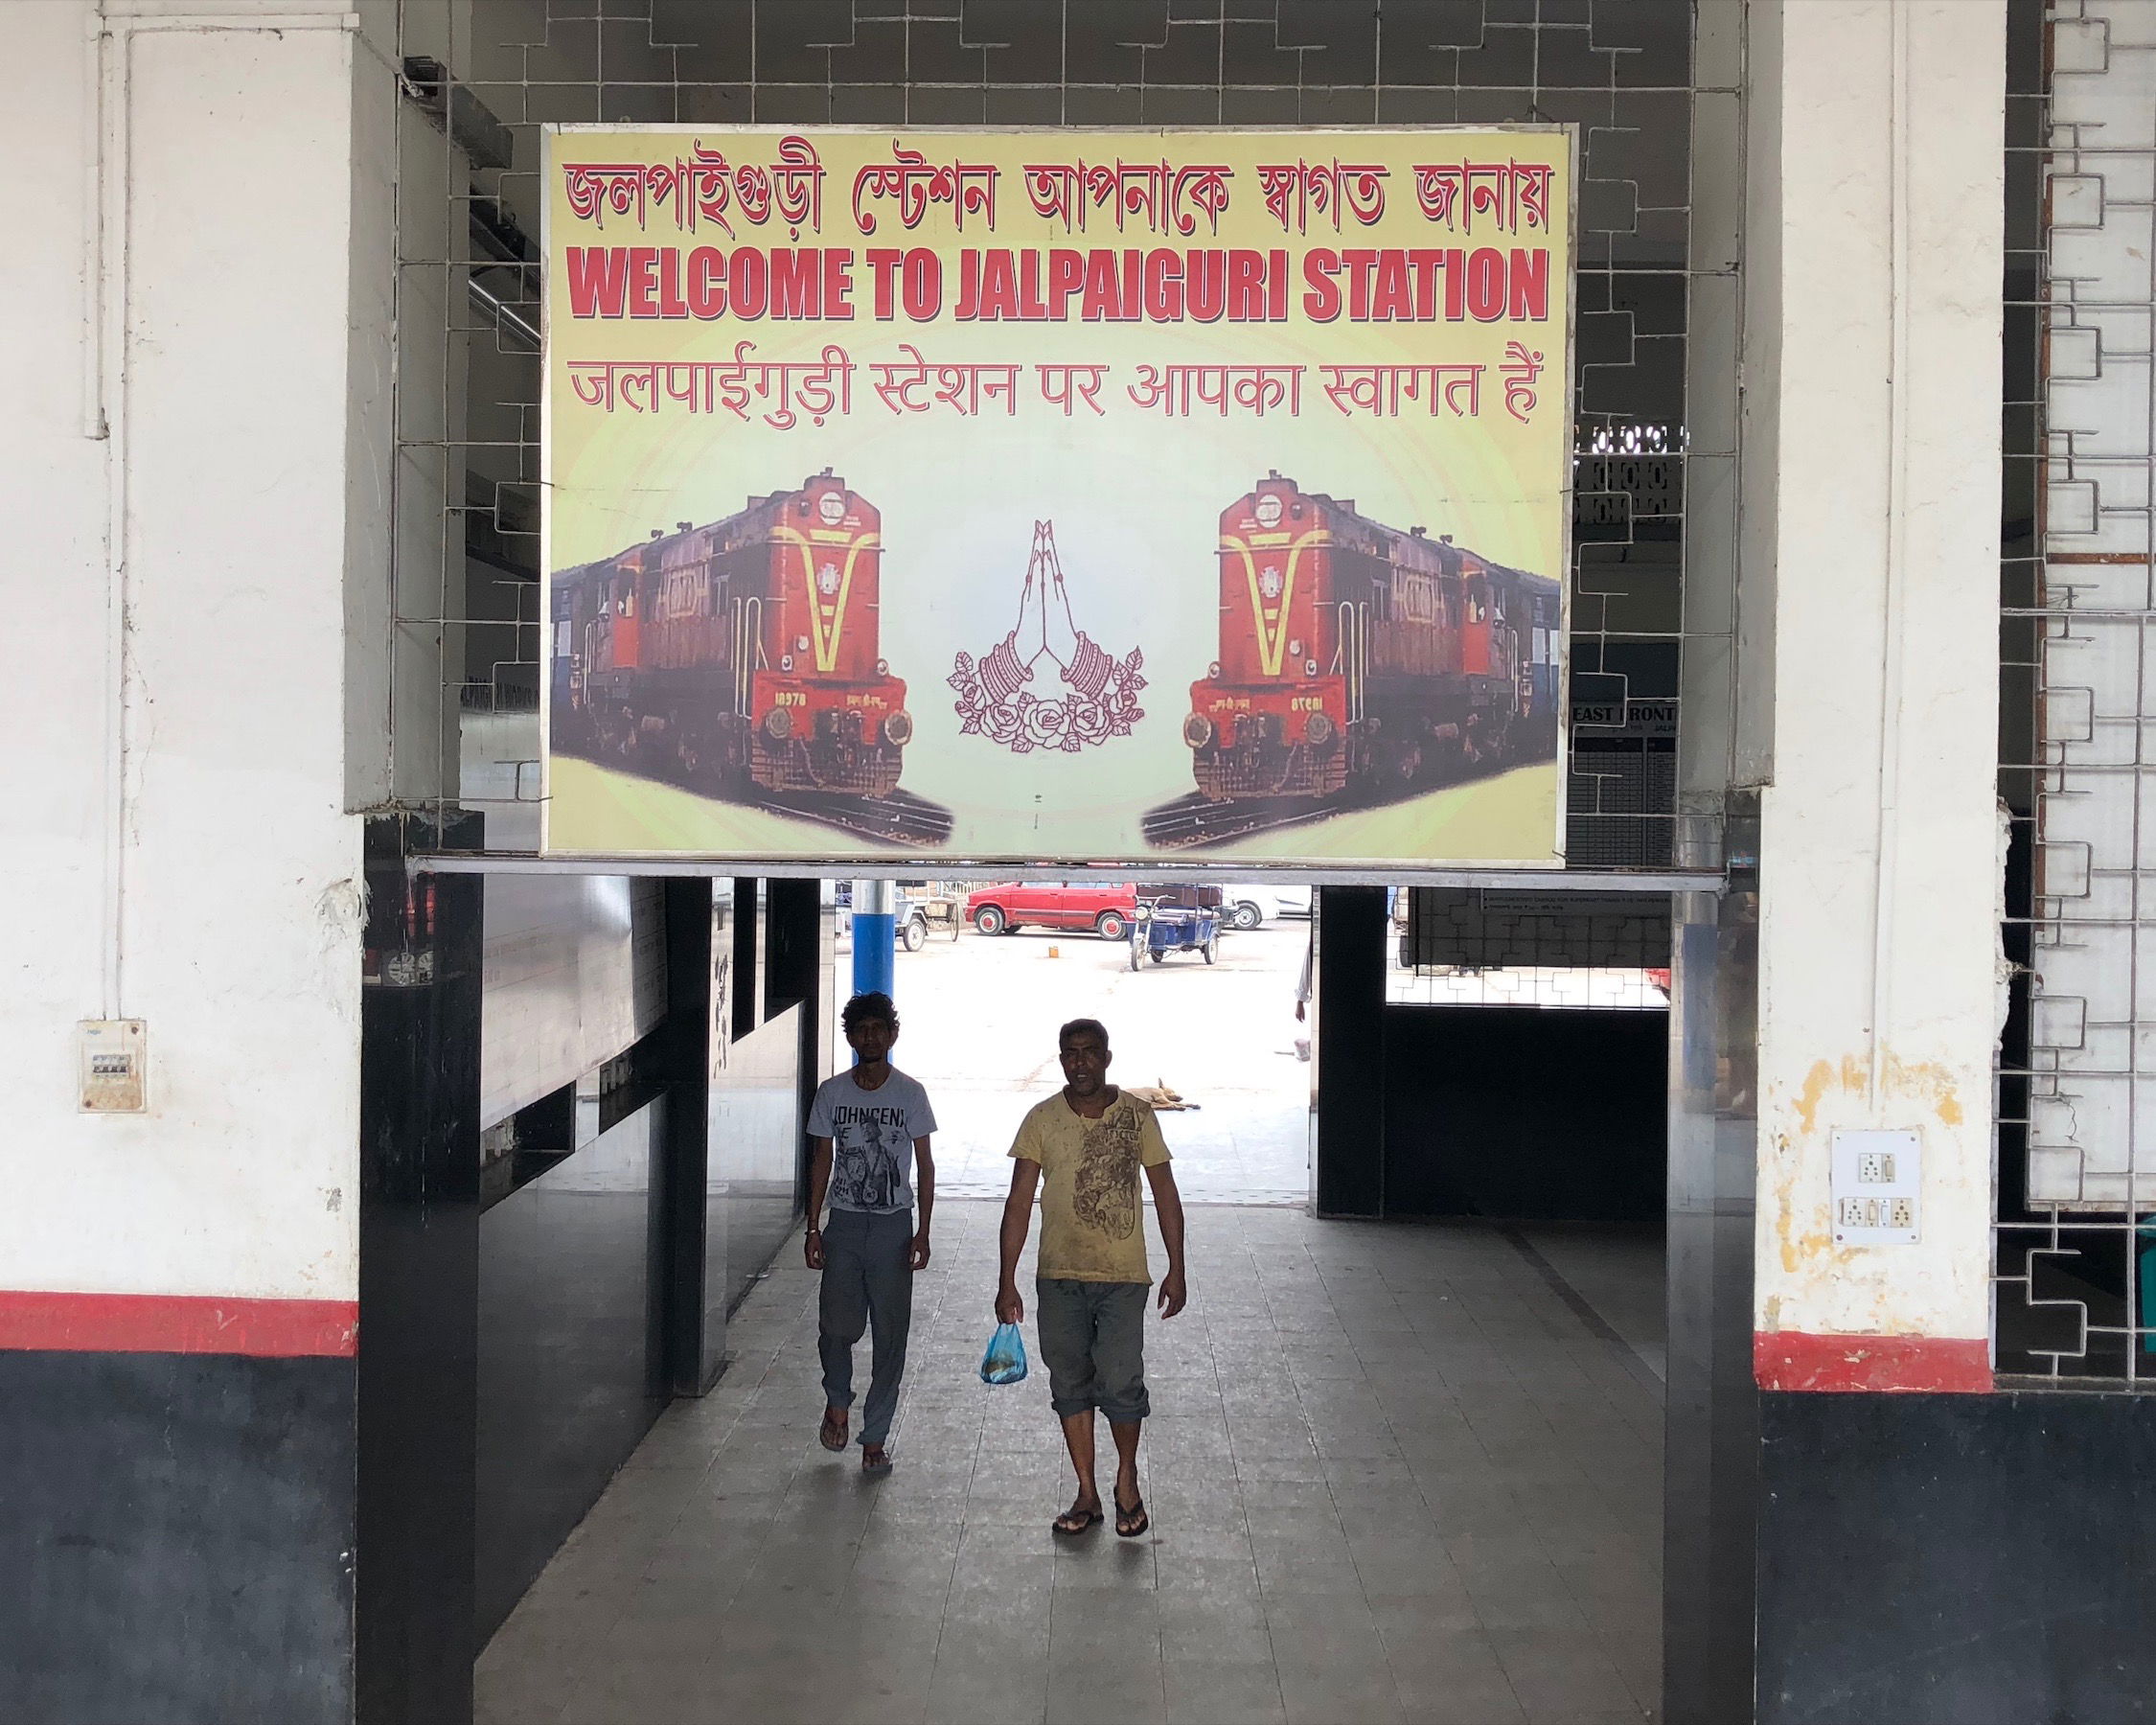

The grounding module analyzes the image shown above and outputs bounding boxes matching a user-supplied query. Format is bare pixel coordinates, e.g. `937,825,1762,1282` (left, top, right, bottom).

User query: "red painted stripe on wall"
0,1291,357,1357
1755,1330,1990,1393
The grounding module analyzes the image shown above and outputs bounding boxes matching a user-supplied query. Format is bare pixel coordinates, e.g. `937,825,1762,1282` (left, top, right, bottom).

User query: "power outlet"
1830,1129,1920,1245
79,1020,148,1114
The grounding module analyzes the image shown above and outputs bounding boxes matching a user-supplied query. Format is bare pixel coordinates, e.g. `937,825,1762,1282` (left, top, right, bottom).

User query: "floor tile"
1490,1625,1647,1719
1164,1655,1291,1723
927,1625,1050,1724
1045,1628,1168,1724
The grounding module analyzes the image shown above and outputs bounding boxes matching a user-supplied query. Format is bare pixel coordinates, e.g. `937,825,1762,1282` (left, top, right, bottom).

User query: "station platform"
477,1201,1663,1725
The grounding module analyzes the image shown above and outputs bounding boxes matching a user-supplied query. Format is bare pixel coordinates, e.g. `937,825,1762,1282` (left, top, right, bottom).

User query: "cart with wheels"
1128,902,1222,970
916,890,965,943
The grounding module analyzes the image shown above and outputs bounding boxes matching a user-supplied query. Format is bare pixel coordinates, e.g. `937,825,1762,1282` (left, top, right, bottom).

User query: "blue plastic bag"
979,1322,1028,1386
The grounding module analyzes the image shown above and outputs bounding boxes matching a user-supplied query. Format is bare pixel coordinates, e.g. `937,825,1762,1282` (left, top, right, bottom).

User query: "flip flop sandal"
818,1411,848,1453
1052,1506,1104,1536
1114,1493,1150,1539
861,1444,894,1475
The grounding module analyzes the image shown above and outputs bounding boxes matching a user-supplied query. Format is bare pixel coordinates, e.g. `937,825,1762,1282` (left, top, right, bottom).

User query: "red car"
963,882,1226,940
965,881,1137,939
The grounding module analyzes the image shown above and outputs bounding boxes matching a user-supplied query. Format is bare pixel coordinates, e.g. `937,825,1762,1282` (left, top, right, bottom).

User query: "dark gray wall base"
1759,1389,2156,1725
0,1350,356,1725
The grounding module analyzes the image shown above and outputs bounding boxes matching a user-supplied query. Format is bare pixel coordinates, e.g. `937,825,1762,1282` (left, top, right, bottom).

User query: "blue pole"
850,877,895,1006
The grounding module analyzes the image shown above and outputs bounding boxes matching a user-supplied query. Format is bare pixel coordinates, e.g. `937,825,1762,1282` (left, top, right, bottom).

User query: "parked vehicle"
1129,901,1221,969
961,881,1222,940
835,883,933,952
1220,884,1316,930
1139,883,1225,915
965,881,1135,939
898,898,929,952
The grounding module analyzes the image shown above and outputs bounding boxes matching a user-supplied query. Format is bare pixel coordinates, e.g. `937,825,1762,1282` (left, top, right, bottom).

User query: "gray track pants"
817,1208,913,1447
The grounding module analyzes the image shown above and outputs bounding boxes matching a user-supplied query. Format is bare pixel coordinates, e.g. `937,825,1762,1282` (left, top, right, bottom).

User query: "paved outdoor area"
476,1200,1663,1725
861,916,1315,1205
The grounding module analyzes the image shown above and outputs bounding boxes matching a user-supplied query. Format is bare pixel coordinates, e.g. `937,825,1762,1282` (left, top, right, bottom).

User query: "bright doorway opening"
838,880,1315,1206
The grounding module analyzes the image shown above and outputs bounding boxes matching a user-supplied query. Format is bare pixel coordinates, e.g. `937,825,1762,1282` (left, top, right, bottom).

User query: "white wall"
0,1,374,1304
1754,1,2007,1345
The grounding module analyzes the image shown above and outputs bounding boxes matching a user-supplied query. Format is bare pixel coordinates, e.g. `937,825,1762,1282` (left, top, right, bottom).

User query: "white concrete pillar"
1752,1,2007,1390
0,7,397,1709
0,0,382,1338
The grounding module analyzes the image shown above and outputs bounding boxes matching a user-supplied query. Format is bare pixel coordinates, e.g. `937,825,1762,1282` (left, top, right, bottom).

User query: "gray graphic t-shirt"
808,1068,937,1213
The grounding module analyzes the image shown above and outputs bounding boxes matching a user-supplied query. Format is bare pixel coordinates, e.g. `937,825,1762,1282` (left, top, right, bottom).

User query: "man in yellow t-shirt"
995,1017,1187,1540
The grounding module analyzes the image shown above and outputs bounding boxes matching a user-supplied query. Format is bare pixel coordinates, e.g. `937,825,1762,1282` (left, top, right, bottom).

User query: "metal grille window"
1389,884,1672,1006
1995,0,2156,1380
380,0,1721,871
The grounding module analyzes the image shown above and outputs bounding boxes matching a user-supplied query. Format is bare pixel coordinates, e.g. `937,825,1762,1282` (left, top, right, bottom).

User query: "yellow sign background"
541,126,1572,866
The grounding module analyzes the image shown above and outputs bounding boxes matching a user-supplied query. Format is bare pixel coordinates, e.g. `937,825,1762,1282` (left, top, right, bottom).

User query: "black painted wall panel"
732,877,765,1041
357,825,482,1725
475,1098,670,1642
712,1004,808,1320
766,875,830,1209
1759,1390,2156,1725
353,862,825,1695
0,1350,356,1725
1315,886,1388,1218
1382,1006,1666,1221
663,877,721,1395
764,875,821,1022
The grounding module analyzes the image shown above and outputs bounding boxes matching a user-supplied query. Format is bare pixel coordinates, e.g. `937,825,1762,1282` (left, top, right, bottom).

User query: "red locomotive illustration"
1179,471,1562,805
551,472,934,826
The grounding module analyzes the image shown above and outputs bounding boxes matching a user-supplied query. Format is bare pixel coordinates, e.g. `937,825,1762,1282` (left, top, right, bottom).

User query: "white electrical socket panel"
1830,1128,1920,1245
79,1020,147,1114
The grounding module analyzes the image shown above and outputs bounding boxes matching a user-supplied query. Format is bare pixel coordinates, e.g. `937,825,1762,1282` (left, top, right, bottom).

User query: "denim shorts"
1034,1277,1150,1423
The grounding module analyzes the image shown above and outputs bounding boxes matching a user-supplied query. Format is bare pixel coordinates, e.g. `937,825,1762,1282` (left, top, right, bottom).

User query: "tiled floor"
477,1201,1662,1725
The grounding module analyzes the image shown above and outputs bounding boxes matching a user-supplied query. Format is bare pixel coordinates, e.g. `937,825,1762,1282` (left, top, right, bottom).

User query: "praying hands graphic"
979,533,1113,702
950,521,1146,755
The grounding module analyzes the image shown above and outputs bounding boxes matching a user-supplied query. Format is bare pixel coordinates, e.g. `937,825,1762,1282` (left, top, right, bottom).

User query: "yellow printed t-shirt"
1009,1091,1173,1284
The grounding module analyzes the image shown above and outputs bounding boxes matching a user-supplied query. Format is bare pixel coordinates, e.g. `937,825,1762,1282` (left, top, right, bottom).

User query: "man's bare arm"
1146,1161,1188,1319
996,1159,1042,1323
804,1137,834,1268
909,1137,935,1271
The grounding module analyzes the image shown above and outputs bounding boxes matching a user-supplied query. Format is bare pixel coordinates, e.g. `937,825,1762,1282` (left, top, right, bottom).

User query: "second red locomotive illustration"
1147,471,1562,847
549,471,951,844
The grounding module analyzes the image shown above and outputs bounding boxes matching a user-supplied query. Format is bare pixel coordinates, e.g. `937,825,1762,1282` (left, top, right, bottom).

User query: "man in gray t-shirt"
805,992,938,1473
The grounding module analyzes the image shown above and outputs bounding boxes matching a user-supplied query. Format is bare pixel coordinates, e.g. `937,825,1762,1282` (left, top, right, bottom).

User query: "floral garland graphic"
949,520,1146,754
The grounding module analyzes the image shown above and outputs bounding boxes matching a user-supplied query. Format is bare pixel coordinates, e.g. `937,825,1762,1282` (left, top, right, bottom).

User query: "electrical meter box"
79,1019,147,1114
